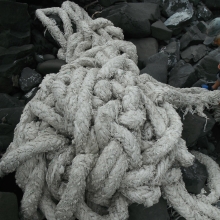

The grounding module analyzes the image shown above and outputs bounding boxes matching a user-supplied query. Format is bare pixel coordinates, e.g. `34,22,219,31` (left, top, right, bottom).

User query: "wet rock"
168,60,197,88
19,67,42,92
129,38,158,69
35,54,44,63
140,53,168,83
100,2,160,38
179,110,216,147
151,20,172,41
181,44,208,63
0,1,30,48
159,41,180,70
196,2,212,21
161,0,192,17
0,192,19,220
128,197,170,220
194,48,220,81
164,7,193,35
36,59,66,76
179,25,206,50
0,93,24,108
181,159,208,194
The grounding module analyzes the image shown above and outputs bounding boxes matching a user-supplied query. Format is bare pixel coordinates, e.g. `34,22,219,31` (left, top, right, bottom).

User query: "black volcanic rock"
100,2,160,38
0,1,31,48
151,20,172,41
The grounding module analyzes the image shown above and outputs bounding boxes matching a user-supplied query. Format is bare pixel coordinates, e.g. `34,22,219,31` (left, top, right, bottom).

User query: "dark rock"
19,67,42,92
36,59,66,76
129,38,158,69
151,20,172,41
100,2,160,38
196,2,212,21
43,54,56,61
181,44,208,63
161,0,192,17
128,197,170,220
194,48,220,81
202,0,220,9
0,93,24,108
0,44,34,65
197,136,210,149
35,54,44,63
180,25,206,50
196,21,208,34
0,1,30,48
181,159,208,194
0,135,14,153
143,0,161,4
31,29,57,55
0,77,18,95
164,7,193,35
140,53,168,83
159,41,180,70
21,87,39,104
98,0,126,7
168,60,197,87
0,192,19,220
0,54,35,79
192,78,208,87
189,0,199,6
180,110,216,147
0,172,23,208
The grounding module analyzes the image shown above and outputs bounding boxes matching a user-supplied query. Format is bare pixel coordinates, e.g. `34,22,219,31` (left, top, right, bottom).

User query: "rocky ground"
1,0,220,219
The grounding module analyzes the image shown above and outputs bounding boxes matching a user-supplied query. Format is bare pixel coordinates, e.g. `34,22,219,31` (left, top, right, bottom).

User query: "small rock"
196,21,208,34
19,67,42,92
36,59,66,76
35,54,44,63
151,20,172,41
43,54,56,61
181,159,208,194
179,110,216,147
21,87,39,104
180,25,206,50
168,60,197,87
128,197,170,220
140,53,168,83
191,79,207,87
159,41,180,70
181,44,208,63
0,192,19,220
129,38,158,69
196,2,213,21
164,7,193,35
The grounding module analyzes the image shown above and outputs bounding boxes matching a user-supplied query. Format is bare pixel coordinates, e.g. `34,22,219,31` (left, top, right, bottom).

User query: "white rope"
1,1,220,220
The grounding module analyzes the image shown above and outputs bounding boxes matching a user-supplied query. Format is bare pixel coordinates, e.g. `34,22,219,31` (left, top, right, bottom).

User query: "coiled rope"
1,1,220,219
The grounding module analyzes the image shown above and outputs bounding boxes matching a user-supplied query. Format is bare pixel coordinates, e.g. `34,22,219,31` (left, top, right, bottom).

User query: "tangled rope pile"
1,1,220,219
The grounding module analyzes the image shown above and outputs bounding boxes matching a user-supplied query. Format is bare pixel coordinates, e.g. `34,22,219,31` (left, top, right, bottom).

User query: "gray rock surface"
196,2,213,21
151,20,172,41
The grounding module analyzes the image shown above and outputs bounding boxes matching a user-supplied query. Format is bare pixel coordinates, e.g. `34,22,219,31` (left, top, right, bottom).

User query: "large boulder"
179,25,206,50
129,38,158,69
194,48,220,81
100,2,160,38
168,60,197,87
151,20,172,41
140,53,168,83
181,44,208,63
0,1,31,48
128,197,170,220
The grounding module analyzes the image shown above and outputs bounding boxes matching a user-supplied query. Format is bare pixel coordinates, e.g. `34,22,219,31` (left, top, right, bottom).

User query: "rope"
1,1,220,219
